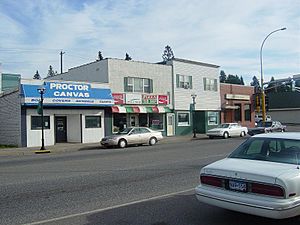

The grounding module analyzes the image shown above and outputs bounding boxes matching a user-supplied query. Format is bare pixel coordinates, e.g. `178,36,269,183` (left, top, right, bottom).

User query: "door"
166,113,175,136
128,114,139,127
55,116,67,143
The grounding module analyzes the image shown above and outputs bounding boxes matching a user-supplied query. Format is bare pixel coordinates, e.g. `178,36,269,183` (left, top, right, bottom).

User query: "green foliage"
219,70,244,85
219,70,226,83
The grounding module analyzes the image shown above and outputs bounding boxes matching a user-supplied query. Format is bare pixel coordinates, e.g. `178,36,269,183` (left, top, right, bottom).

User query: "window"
176,74,192,89
149,113,164,130
124,77,152,93
234,104,241,122
31,116,50,130
203,78,218,91
244,104,251,121
208,112,219,125
177,112,190,126
85,116,101,128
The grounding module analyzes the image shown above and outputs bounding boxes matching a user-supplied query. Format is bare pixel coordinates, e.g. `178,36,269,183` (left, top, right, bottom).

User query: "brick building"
220,83,255,128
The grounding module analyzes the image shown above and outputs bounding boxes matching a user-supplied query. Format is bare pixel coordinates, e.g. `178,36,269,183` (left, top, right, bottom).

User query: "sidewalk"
0,134,208,157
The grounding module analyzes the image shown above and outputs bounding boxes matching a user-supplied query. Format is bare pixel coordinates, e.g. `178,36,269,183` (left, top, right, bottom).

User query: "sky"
0,0,299,85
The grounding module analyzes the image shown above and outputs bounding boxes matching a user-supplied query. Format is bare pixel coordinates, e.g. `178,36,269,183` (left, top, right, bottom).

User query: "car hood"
202,158,298,184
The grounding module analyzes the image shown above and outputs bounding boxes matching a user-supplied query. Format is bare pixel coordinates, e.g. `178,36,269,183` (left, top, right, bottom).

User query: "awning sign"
21,81,114,106
142,94,158,104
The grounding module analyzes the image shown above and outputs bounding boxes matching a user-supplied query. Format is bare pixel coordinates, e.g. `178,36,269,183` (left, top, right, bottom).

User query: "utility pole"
60,51,65,74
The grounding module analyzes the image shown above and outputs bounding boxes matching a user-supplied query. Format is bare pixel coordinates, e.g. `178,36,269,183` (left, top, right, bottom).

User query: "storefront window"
234,104,242,122
113,114,127,132
177,112,190,126
149,113,164,130
31,116,50,130
208,112,219,125
244,104,251,121
85,116,101,128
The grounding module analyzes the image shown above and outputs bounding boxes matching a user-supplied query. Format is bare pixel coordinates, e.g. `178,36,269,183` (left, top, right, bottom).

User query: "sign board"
126,93,142,104
158,95,168,105
142,94,158,104
21,81,114,106
112,93,125,104
225,94,250,101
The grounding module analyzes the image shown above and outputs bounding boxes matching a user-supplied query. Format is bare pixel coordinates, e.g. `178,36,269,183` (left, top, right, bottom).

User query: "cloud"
0,0,299,84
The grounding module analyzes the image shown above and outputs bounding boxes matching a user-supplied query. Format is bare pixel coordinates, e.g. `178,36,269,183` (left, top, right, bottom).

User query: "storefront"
20,79,114,147
111,93,172,136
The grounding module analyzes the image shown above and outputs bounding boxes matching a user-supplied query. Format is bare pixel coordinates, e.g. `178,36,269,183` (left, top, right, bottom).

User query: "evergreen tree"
250,76,260,93
97,51,103,61
125,53,132,60
219,70,227,83
240,76,244,85
47,65,55,77
33,70,41,80
162,45,175,62
226,74,241,84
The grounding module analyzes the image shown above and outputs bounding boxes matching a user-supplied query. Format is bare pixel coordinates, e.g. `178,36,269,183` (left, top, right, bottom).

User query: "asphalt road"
1,136,299,225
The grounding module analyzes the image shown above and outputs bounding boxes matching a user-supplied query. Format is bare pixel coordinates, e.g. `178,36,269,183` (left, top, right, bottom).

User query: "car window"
229,138,300,164
139,128,150,133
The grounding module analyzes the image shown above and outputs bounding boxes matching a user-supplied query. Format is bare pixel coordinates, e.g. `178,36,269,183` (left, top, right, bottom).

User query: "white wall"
26,108,105,147
170,59,221,111
82,113,104,143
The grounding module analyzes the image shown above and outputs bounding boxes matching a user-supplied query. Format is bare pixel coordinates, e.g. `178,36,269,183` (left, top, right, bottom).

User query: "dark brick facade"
220,84,255,128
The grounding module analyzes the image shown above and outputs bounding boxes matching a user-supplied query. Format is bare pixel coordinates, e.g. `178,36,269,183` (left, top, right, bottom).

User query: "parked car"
248,121,286,136
195,132,300,219
206,123,248,139
100,127,163,148
255,114,272,123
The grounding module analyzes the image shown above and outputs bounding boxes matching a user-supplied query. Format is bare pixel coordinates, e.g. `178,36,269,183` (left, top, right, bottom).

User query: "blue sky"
0,0,299,85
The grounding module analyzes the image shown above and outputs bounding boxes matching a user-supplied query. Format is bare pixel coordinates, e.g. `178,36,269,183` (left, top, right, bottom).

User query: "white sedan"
195,132,300,219
206,123,248,139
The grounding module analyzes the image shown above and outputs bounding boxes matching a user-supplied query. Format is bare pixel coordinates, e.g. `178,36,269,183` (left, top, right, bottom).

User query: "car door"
229,124,238,136
126,128,141,145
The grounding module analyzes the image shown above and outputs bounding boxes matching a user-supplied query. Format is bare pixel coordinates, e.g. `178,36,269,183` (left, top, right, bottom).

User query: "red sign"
112,93,125,104
158,95,168,105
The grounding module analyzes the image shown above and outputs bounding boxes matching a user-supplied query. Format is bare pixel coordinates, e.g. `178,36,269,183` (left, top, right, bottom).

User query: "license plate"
228,180,247,192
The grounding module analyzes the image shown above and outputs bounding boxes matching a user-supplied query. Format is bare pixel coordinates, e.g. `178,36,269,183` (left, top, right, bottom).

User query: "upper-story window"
124,77,153,93
203,77,218,91
176,74,193,89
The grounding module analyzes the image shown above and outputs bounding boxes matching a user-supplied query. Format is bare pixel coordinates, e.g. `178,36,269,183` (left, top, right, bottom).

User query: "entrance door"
166,113,175,136
55,116,67,143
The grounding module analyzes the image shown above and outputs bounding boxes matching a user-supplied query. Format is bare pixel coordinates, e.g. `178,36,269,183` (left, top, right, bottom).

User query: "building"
0,73,21,93
220,83,255,127
0,79,114,147
49,57,221,136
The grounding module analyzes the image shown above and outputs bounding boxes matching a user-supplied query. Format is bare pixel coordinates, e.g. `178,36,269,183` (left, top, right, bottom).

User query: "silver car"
100,127,163,148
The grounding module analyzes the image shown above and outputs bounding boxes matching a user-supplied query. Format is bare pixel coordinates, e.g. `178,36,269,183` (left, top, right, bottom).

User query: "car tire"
149,137,157,146
118,139,127,148
223,132,229,139
240,131,246,137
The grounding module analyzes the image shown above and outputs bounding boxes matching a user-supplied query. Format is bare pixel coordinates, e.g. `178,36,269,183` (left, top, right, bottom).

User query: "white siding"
108,59,173,106
171,60,221,111
0,90,22,146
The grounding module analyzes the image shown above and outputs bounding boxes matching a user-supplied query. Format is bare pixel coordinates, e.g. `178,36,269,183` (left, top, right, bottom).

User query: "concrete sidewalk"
0,134,208,156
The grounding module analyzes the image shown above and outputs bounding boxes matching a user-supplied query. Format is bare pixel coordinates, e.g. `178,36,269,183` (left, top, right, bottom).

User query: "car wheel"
118,139,127,148
223,132,229,139
240,131,246,137
149,137,157,146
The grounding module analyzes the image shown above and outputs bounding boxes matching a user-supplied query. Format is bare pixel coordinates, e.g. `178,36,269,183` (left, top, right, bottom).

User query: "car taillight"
200,175,223,188
251,183,284,197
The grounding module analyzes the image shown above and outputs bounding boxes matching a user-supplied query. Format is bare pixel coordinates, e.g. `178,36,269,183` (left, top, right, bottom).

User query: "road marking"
25,188,195,225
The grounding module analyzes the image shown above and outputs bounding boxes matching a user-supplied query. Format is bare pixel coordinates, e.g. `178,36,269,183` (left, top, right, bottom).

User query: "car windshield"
229,137,300,165
257,121,273,127
117,127,132,134
217,124,230,128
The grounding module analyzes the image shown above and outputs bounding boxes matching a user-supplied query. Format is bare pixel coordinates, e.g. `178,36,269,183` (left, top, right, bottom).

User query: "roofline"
171,58,220,68
220,83,254,89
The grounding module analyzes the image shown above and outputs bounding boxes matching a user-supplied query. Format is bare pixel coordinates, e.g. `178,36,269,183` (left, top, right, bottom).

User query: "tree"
240,76,244,85
33,70,41,80
226,74,242,85
162,45,174,62
250,76,260,93
47,65,55,77
125,53,132,60
97,51,103,61
219,70,227,83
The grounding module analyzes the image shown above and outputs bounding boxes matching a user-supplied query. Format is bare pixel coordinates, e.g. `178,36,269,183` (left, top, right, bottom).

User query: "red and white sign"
112,93,125,104
158,95,168,105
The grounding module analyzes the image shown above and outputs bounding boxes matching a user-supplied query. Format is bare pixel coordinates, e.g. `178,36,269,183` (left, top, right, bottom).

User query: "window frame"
31,116,50,130
125,77,152,93
177,111,190,126
207,111,219,125
85,115,102,129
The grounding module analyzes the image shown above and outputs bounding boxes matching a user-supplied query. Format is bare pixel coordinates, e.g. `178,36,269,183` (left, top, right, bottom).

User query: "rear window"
229,137,300,165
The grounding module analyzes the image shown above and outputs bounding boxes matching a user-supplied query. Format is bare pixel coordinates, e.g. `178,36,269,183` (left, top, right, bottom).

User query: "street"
1,137,299,225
